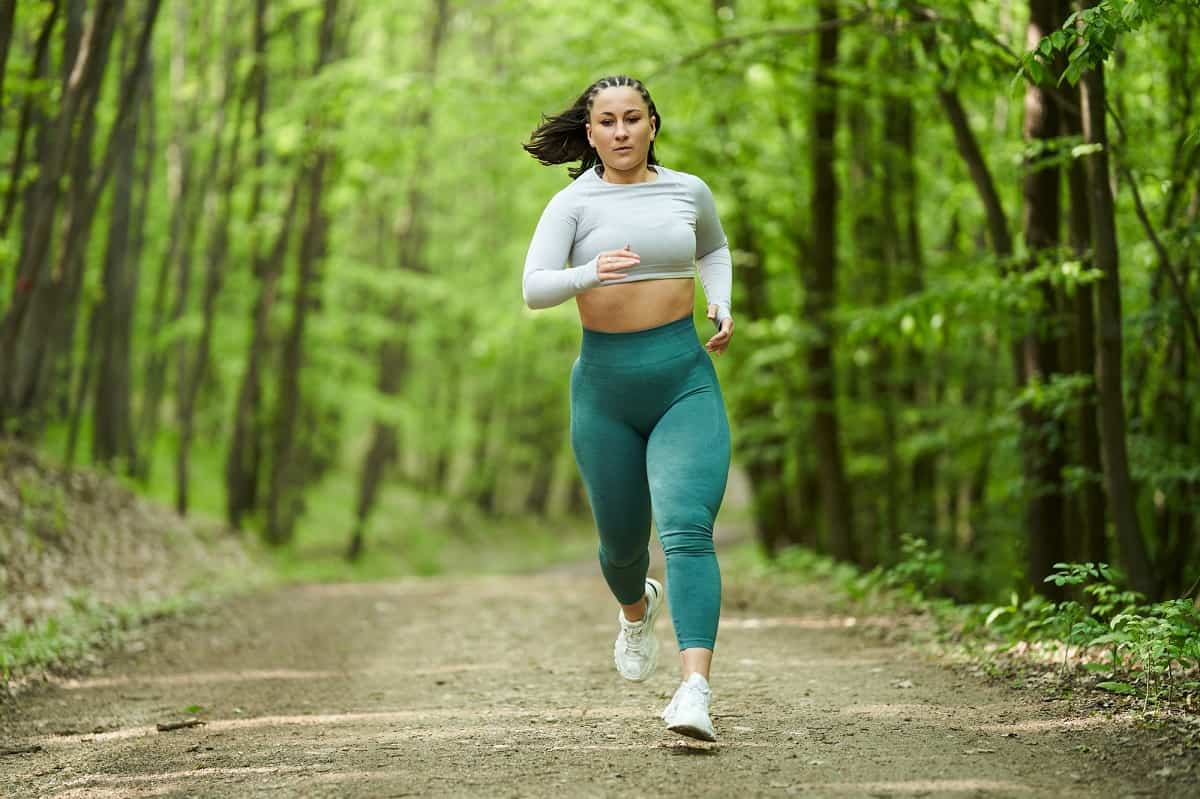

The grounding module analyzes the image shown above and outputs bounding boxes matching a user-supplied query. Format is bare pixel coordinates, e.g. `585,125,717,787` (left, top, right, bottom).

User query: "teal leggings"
569,313,731,651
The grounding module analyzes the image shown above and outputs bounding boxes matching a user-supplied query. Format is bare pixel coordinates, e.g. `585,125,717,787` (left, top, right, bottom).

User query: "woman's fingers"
596,248,639,281
704,317,734,355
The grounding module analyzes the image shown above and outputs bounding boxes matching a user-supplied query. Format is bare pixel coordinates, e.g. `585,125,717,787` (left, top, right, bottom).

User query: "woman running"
521,75,734,741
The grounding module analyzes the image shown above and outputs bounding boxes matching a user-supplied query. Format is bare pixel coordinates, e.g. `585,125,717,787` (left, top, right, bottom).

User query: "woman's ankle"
620,596,647,622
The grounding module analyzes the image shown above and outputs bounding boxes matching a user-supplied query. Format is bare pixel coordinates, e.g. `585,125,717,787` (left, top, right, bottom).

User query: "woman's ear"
585,123,594,148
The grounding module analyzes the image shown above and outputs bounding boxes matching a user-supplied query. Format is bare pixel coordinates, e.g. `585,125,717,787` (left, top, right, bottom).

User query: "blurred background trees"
1,0,1196,600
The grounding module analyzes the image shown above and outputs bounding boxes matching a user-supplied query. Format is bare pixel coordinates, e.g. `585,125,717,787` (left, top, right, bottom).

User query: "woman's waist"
576,276,694,333
576,309,703,367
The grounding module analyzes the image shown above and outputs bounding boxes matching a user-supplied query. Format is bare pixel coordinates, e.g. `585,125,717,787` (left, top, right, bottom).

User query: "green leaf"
1096,681,1137,695
985,606,1011,627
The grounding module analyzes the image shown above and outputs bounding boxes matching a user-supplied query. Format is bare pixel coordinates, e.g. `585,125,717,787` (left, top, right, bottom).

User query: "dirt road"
0,566,1192,798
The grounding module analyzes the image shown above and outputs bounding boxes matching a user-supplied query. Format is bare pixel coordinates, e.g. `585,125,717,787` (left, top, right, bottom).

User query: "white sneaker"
613,578,664,681
662,673,716,741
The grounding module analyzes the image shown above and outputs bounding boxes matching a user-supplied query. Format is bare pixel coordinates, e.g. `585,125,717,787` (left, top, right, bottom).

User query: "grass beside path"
0,440,599,698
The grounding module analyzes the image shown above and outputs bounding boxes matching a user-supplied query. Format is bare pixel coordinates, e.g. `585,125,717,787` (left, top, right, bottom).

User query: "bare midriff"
576,277,695,332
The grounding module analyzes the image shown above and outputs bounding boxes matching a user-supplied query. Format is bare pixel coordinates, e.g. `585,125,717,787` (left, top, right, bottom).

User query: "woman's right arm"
522,193,602,309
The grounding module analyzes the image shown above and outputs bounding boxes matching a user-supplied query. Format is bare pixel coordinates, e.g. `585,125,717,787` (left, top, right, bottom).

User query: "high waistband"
579,313,701,366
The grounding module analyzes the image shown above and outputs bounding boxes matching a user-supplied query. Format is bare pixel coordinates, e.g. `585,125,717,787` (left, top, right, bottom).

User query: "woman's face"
586,86,656,171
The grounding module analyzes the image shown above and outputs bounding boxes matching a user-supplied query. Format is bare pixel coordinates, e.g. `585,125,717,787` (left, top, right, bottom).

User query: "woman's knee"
657,526,716,557
599,541,649,569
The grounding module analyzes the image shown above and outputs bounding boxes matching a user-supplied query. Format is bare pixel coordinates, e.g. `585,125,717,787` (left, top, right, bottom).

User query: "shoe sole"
667,721,717,742
616,579,664,682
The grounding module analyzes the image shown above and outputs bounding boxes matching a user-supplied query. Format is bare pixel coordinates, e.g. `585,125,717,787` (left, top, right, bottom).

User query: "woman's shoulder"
660,165,715,200
541,170,594,214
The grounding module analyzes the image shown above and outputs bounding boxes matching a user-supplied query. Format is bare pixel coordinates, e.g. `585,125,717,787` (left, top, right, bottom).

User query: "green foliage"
0,592,194,685
760,546,1200,706
1018,0,1179,85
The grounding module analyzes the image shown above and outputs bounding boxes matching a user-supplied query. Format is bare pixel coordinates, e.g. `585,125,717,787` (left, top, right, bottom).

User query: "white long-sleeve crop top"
522,163,733,327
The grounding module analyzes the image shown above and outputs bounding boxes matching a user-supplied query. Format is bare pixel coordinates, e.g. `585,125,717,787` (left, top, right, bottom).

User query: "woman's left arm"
692,176,734,354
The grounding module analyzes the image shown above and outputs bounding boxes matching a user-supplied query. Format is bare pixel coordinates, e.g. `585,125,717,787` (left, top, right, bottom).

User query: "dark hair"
523,75,662,180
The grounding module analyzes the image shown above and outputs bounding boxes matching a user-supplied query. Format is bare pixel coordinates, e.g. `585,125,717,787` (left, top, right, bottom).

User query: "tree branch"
1119,162,1200,358
649,13,870,77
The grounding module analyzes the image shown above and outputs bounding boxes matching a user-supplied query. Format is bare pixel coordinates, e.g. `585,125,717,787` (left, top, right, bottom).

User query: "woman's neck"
598,162,659,185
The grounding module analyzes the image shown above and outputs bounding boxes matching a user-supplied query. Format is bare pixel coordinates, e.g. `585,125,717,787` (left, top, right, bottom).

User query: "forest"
1,0,1197,606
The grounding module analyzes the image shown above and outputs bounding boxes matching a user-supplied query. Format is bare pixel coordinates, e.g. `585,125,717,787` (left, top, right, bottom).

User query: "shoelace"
621,619,650,655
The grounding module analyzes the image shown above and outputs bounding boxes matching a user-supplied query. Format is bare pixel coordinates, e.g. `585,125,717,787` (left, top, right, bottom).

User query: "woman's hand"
704,305,734,356
596,244,640,281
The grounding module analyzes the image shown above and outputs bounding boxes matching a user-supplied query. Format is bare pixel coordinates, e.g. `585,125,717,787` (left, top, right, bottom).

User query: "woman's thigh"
645,357,731,533
570,363,653,546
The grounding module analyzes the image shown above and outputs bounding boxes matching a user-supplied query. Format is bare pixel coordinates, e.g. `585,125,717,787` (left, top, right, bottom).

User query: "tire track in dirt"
0,569,1191,798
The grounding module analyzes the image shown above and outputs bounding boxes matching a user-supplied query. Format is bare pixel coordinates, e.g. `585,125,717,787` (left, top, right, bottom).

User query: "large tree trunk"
1079,56,1155,597
1020,0,1068,594
805,0,857,564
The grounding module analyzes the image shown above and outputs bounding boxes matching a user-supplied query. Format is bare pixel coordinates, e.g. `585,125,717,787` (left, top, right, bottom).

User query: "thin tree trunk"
92,15,153,470
90,40,148,467
176,8,243,515
884,39,934,558
137,0,202,474
846,37,891,566
225,0,272,528
0,0,59,242
266,0,341,546
1060,15,1107,565
0,0,16,110
806,0,857,564
1079,56,1155,597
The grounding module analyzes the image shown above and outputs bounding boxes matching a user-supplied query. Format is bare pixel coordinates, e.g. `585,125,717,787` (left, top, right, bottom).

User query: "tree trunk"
92,16,154,470
176,8,243,514
0,0,59,241
225,0,272,529
1020,0,1068,595
137,0,202,475
1079,57,1155,597
0,0,16,110
806,0,857,564
266,0,341,546
883,39,934,559
1060,4,1107,565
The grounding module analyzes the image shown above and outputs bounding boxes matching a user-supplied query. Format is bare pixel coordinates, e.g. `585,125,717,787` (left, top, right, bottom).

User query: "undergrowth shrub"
763,542,1200,706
